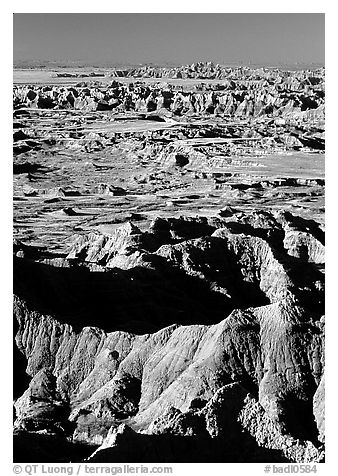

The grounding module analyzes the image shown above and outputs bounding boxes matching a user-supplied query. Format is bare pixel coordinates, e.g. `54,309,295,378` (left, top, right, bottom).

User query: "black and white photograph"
11,9,326,469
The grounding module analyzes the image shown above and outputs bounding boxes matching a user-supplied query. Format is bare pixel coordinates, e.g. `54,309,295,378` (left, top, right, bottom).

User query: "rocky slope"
13,212,325,462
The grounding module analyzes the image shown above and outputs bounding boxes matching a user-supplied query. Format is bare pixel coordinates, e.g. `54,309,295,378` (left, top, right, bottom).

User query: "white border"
2,3,336,475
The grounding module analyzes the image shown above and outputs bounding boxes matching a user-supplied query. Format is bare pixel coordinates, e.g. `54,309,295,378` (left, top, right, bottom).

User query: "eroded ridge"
13,212,324,463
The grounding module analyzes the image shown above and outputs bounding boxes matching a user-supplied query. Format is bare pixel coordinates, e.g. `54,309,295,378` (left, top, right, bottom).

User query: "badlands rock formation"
13,64,325,463
14,212,324,462
13,65,325,123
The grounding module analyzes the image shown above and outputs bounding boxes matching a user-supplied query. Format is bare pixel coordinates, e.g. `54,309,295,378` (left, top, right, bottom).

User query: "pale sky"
13,13,325,65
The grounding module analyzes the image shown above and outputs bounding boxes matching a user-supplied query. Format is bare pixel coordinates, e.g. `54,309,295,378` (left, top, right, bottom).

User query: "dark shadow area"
281,211,325,245
283,395,321,445
13,253,270,335
13,427,290,463
276,252,324,314
175,154,189,167
13,431,95,463
88,431,290,463
13,317,31,399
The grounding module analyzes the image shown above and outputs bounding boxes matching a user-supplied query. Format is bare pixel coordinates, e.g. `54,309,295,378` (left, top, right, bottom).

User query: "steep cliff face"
13,212,324,462
14,296,324,461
